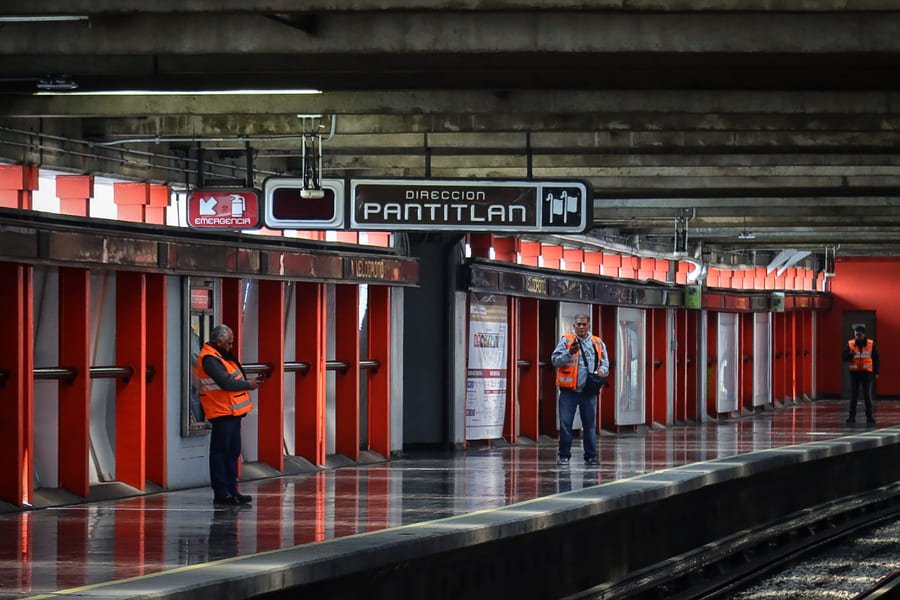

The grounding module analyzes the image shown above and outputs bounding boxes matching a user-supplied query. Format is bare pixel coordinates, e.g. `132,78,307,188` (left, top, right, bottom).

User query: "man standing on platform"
197,324,263,506
842,324,879,425
551,313,609,466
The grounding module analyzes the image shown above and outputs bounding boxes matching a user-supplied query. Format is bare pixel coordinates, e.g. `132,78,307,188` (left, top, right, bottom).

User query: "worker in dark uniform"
197,324,263,505
841,324,879,425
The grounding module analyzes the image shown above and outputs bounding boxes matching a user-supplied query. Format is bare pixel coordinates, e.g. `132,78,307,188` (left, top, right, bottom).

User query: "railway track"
565,483,900,600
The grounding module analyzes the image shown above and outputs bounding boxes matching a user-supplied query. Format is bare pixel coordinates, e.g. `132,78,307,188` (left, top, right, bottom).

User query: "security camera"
300,188,325,200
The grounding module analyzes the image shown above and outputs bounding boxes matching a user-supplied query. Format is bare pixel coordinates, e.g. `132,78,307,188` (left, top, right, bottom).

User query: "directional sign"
187,189,261,230
350,179,591,233
263,178,345,229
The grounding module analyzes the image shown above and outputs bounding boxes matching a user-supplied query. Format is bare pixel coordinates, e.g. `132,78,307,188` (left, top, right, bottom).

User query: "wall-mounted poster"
465,294,508,440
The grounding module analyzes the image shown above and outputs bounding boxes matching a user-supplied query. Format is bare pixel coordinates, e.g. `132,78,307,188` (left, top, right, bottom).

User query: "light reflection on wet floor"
1,400,897,598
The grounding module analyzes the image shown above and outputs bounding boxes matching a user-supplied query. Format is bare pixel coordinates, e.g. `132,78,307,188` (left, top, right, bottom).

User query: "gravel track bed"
731,516,900,599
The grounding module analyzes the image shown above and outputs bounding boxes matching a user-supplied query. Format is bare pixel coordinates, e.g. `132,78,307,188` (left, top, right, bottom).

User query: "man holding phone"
197,324,265,506
551,314,609,466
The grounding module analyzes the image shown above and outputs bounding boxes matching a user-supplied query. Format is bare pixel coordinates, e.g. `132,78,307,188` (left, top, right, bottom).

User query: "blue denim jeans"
558,388,597,460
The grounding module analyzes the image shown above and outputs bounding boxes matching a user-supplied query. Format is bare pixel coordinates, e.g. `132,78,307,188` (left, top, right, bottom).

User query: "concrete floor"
1,399,896,599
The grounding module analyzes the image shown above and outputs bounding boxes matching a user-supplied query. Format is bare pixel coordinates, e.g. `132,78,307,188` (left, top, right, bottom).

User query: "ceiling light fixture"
34,88,322,96
0,15,89,23
36,76,79,91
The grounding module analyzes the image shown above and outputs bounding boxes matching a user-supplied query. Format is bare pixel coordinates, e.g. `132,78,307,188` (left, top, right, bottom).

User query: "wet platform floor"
2,399,898,599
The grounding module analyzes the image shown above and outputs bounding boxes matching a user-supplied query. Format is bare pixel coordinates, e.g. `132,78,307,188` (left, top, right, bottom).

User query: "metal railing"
1,360,377,388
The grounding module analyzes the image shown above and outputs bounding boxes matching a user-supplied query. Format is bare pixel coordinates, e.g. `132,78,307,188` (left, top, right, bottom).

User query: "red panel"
503,296,519,443
367,286,391,457
293,472,326,544
144,206,166,225
365,232,391,247
113,182,149,205
685,311,698,420
674,309,687,421
145,274,167,487
706,312,718,417
116,205,145,223
56,508,87,588
56,175,93,199
468,234,492,259
257,279,285,472
787,312,798,402
563,248,584,272
58,198,89,216
0,189,32,209
148,185,170,207
519,241,541,260
773,313,786,402
365,466,391,532
0,264,34,505
115,271,147,490
295,282,326,465
114,183,149,223
539,301,559,436
335,285,360,461
57,175,93,218
334,231,359,244
334,471,360,538
649,308,668,426
114,497,147,578
493,236,517,262
256,481,283,552
518,298,540,440
740,313,754,410
58,268,91,497
541,243,562,269
0,165,30,189
583,251,603,274
599,304,616,428
221,278,244,357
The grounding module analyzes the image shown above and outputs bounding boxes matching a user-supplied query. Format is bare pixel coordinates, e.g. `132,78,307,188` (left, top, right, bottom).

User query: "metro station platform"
3,399,900,600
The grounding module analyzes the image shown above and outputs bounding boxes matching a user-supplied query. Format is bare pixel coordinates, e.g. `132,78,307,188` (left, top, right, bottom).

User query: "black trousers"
848,371,874,421
208,414,243,498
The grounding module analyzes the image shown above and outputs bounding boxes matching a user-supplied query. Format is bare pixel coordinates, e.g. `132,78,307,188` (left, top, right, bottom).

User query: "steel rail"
566,483,900,600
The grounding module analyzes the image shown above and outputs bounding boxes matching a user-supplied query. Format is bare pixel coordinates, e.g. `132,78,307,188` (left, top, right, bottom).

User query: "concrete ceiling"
2,2,900,266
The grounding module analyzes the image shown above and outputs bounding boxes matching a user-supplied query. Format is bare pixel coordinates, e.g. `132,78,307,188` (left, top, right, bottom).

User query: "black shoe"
584,457,600,466
846,418,855,424
236,494,252,504
213,495,241,506
866,418,876,425
557,456,570,466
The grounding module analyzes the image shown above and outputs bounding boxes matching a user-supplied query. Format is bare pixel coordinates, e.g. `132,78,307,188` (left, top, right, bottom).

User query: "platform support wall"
519,297,540,440
58,267,90,497
335,285,360,461
115,271,147,490
296,282,326,465
258,279,285,472
504,296,519,444
0,263,33,506
367,286,391,457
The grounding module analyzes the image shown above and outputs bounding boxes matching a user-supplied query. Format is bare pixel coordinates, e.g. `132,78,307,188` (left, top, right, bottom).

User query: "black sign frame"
349,178,591,233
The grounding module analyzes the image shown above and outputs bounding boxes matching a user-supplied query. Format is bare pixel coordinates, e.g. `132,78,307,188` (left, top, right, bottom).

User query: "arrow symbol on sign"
199,196,217,215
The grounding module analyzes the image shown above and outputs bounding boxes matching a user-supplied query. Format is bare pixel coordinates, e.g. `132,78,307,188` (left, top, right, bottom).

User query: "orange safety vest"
847,338,874,372
555,333,604,390
197,343,254,419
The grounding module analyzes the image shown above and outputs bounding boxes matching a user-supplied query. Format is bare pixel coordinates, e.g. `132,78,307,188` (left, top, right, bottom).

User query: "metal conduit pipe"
29,365,155,382
242,359,381,377
549,233,709,284
516,359,550,370
0,125,283,178
93,115,338,147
